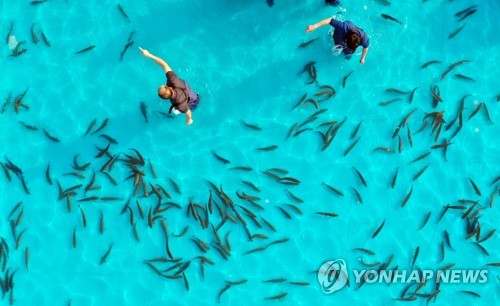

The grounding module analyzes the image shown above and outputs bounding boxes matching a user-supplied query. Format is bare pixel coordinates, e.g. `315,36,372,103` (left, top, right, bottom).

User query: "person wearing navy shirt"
306,17,369,64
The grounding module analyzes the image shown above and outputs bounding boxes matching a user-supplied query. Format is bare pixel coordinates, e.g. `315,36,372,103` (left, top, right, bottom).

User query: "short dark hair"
158,86,172,99
345,31,361,50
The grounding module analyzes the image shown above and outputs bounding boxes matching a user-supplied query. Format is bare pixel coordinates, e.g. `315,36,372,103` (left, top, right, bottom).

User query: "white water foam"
8,35,18,50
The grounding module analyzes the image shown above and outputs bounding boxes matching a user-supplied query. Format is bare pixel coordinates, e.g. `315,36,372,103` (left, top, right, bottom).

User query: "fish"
169,178,181,194
99,211,105,234
303,98,318,109
264,278,287,283
265,292,287,300
294,127,312,137
30,23,39,44
75,45,96,54
372,219,386,238
117,4,131,22
292,93,307,110
467,103,482,121
478,229,496,243
316,212,339,218
299,37,319,48
99,134,118,144
353,248,375,255
286,123,298,140
257,145,278,151
91,118,109,135
30,0,47,5
127,31,135,42
212,150,230,164
468,178,481,196
398,135,403,153
381,14,402,24
315,91,335,102
444,231,455,251
287,190,304,203
351,121,362,139
442,60,470,80
353,167,367,187
391,168,398,189
430,85,443,106
373,146,395,153
482,103,493,124
410,152,431,164
409,87,418,103
241,120,262,130
95,142,111,158
306,63,317,84
454,73,475,82
99,243,114,265
120,41,134,61
455,5,477,17
83,118,97,136
375,0,391,5
40,30,51,46
407,126,413,147
412,246,420,268
19,121,38,131
351,187,363,204
378,98,401,106
322,182,344,197
140,101,148,123
418,212,431,231
342,71,354,88
401,186,413,207
458,9,477,22
79,207,88,228
277,206,292,219
448,23,467,39
421,60,441,69
386,88,411,94
25,247,30,269
413,165,429,181
414,121,428,135
43,129,60,142
344,137,360,156
297,116,318,129
266,0,274,7
230,166,252,171
6,22,13,44
460,291,480,298
72,228,77,248
217,283,232,303
244,246,267,255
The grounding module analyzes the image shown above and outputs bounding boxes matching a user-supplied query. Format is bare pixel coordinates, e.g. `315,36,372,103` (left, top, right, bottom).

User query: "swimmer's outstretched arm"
185,109,193,125
360,48,368,64
306,18,333,32
139,47,172,73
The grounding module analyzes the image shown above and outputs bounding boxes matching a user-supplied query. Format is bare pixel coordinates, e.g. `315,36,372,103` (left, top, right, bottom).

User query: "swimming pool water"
1,0,499,305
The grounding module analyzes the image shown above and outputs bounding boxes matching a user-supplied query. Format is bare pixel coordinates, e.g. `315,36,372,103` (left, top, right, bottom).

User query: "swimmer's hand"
139,47,151,57
306,25,316,32
360,59,365,64
186,118,193,125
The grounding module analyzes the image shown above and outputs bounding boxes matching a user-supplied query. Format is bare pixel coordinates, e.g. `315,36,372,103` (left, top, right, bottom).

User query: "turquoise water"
1,0,499,305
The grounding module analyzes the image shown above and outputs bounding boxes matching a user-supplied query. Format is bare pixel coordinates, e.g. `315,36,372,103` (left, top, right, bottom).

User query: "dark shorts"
188,94,200,111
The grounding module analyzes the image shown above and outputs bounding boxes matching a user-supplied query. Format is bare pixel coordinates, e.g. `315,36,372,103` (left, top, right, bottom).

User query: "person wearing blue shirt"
306,17,369,64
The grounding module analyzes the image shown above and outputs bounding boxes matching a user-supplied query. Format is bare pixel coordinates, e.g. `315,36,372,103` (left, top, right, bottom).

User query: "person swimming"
139,47,199,125
306,17,369,64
